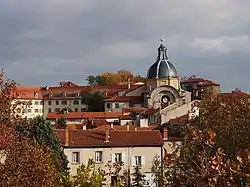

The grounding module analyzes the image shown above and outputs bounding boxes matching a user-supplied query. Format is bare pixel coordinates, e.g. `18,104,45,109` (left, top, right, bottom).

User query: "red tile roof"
140,108,159,115
47,112,121,119
168,114,188,125
104,96,144,104
59,81,79,87
122,108,147,114
14,86,43,99
124,84,145,94
219,90,249,99
55,129,163,148
95,125,155,131
181,78,220,86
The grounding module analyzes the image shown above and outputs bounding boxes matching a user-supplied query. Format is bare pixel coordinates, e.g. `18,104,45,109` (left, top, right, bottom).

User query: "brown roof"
122,108,147,114
47,112,121,119
140,108,159,115
104,96,144,104
94,124,157,131
124,84,145,94
14,86,43,99
181,78,220,86
168,114,188,125
55,129,163,148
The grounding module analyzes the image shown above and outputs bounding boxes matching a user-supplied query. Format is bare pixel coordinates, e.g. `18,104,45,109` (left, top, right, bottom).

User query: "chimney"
127,125,130,131
65,126,69,146
128,78,131,89
163,128,168,140
82,125,86,130
110,122,114,129
135,127,138,131
105,125,110,143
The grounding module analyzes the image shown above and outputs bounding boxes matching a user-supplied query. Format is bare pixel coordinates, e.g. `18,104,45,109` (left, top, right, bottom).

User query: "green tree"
86,75,110,85
82,91,105,112
151,155,165,187
16,116,69,173
131,165,146,187
56,117,66,129
73,159,106,187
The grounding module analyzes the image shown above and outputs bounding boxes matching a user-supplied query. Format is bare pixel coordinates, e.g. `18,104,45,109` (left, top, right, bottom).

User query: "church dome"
147,39,178,79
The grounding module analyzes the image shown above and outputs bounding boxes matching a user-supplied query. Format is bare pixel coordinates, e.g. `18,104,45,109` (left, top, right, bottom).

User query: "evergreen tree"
56,117,66,129
16,116,69,173
132,166,146,187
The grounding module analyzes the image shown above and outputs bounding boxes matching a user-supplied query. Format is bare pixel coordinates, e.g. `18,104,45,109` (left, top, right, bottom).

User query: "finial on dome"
160,37,164,44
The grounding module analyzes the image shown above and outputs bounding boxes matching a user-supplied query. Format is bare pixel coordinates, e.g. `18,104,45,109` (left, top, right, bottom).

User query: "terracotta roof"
94,125,155,131
59,81,79,87
55,129,163,148
218,90,249,100
47,112,121,119
14,86,43,99
140,108,159,115
104,96,144,104
124,84,145,94
181,78,220,86
119,115,134,120
168,114,188,125
122,108,147,114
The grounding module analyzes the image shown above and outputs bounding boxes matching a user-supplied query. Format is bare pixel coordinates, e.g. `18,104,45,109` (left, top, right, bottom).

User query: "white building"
14,86,43,118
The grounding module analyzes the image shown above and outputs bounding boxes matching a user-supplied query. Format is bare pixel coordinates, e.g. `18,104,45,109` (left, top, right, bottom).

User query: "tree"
151,155,165,187
82,91,105,112
86,70,146,85
0,129,59,187
16,116,69,173
168,95,250,186
56,117,67,129
73,159,106,187
0,70,64,186
131,166,146,187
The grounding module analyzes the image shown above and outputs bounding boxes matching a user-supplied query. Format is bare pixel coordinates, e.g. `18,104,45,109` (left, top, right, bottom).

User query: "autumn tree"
0,125,59,187
168,95,250,186
86,70,146,85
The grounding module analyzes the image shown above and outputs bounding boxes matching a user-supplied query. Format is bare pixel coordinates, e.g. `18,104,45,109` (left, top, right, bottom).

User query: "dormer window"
75,92,80,97
48,92,52,98
62,92,66,97
34,92,38,98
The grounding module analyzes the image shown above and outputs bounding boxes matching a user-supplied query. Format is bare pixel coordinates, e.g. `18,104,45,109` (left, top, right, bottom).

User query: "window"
73,100,79,105
81,108,86,112
27,109,32,113
129,102,134,108
95,151,103,163
55,108,60,112
74,108,78,112
35,109,39,113
112,153,122,163
48,101,52,105
40,101,43,105
61,100,67,105
56,100,59,105
48,108,51,113
115,103,119,108
132,156,145,166
34,101,39,105
81,100,85,105
107,103,111,108
72,152,80,163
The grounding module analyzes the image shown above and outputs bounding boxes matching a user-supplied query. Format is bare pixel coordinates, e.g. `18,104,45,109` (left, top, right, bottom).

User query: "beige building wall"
104,102,143,112
43,99,88,117
64,146,162,176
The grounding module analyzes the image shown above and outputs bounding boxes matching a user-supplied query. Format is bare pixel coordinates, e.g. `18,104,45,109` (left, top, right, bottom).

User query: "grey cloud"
0,0,250,91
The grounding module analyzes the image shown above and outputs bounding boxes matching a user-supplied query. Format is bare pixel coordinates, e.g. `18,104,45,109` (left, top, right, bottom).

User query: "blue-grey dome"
147,40,178,79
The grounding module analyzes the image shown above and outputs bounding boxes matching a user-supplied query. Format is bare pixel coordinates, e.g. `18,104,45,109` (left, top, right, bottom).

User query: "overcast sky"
1,0,250,91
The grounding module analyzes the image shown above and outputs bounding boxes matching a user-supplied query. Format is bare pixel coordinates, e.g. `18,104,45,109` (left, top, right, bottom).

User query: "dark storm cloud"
1,0,250,91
